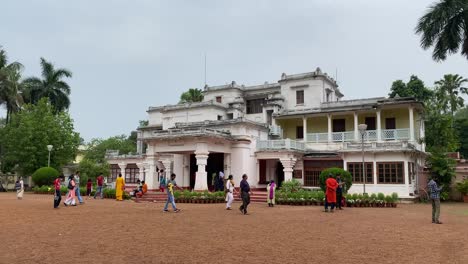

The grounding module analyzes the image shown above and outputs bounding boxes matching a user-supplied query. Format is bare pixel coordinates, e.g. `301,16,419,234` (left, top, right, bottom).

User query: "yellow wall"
381,108,409,129
307,116,327,133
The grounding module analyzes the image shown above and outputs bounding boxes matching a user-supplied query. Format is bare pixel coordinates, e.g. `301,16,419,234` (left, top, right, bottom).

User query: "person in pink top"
64,175,77,206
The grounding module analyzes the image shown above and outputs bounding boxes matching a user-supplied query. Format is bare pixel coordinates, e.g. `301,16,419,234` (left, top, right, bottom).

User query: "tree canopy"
179,88,204,103
83,135,137,163
388,75,433,102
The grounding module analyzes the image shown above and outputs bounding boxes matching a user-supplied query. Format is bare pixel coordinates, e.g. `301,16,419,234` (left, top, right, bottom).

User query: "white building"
107,68,426,198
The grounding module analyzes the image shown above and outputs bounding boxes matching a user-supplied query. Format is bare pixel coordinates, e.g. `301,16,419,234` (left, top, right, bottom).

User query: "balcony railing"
257,139,305,151
382,129,409,140
332,131,355,142
306,133,328,143
307,129,410,143
269,125,283,137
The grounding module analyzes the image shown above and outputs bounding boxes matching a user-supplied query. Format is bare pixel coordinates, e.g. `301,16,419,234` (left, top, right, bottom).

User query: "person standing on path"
428,176,443,224
159,169,166,193
324,174,338,213
239,174,253,215
163,173,182,213
266,180,276,207
115,173,125,201
94,173,104,199
336,174,344,210
74,171,84,204
16,177,24,200
225,175,236,210
64,175,77,206
86,178,92,199
54,175,65,208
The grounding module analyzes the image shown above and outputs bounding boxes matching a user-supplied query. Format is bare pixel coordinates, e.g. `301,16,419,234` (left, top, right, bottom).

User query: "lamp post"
358,124,368,195
47,145,53,167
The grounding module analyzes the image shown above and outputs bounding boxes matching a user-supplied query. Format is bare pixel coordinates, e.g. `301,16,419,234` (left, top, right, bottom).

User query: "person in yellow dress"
115,173,125,201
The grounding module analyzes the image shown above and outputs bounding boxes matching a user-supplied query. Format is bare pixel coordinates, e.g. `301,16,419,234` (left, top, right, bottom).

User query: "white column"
373,160,377,185
303,116,307,142
409,107,415,142
136,162,145,181
376,110,382,142
145,155,157,190
353,112,359,141
280,157,297,182
162,159,172,179
421,120,426,151
194,152,209,190
224,153,231,177
327,114,332,142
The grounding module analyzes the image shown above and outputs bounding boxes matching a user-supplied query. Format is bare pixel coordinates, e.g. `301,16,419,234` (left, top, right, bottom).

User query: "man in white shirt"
225,175,236,210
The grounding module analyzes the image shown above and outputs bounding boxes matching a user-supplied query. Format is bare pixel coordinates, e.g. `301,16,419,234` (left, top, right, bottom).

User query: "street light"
47,145,53,167
358,124,368,195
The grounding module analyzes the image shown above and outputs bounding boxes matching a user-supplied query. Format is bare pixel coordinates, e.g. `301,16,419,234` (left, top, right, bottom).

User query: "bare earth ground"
0,194,467,264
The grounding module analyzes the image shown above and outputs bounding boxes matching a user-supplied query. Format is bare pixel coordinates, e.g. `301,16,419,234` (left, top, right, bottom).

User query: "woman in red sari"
324,174,338,213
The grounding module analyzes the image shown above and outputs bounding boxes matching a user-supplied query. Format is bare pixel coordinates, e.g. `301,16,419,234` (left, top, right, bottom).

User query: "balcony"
269,125,283,137
307,128,409,143
257,139,305,151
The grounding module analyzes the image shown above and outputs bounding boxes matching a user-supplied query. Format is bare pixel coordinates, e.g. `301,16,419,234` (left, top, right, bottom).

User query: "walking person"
239,174,253,215
115,173,125,201
94,173,104,199
64,175,77,206
324,174,338,213
428,175,443,224
74,171,84,204
163,173,182,213
159,169,166,193
225,175,236,210
15,177,24,200
267,180,276,207
86,178,92,199
54,175,65,208
336,174,344,210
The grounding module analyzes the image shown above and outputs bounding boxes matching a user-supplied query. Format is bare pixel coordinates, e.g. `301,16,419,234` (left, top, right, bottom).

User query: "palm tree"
179,88,204,103
0,48,24,124
415,0,468,61
22,57,72,112
434,74,468,116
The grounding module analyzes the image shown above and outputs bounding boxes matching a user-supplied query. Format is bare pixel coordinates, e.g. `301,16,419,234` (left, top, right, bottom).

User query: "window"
348,162,373,183
217,115,223,120
304,169,321,187
227,113,233,120
377,162,404,184
296,90,304,105
385,118,396,129
293,170,303,179
125,164,140,184
326,92,331,102
216,96,222,103
296,126,304,139
109,164,120,183
332,119,346,132
246,98,264,114
365,117,376,130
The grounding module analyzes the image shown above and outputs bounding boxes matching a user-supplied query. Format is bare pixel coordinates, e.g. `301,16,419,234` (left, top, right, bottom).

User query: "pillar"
194,152,209,190
409,107,414,142
376,110,382,142
420,119,426,151
353,112,359,141
224,153,231,177
303,116,307,142
136,162,145,181
162,159,172,179
280,157,297,182
145,155,158,190
327,114,332,142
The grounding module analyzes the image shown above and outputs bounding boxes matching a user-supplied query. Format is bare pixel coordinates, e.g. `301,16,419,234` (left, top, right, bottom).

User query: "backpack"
67,180,74,190
15,182,21,190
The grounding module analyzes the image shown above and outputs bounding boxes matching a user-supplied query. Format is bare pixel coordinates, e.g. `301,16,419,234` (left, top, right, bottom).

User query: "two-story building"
107,68,426,198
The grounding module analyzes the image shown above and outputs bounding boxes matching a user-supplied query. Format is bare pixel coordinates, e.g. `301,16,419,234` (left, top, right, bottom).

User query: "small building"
107,68,426,199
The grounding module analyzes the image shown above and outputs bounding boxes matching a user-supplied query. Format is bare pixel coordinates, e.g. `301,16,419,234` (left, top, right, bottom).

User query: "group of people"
323,174,345,213
53,171,106,208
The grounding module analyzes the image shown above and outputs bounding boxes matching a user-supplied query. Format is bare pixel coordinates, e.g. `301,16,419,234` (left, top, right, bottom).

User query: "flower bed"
275,189,399,208
173,190,225,204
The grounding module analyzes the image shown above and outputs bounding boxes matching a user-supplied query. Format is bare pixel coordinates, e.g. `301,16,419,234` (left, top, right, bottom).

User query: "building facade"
107,68,426,198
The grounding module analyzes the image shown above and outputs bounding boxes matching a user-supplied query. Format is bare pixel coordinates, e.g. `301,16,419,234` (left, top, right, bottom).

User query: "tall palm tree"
22,57,72,112
434,74,468,116
0,48,24,124
415,0,468,61
179,88,204,103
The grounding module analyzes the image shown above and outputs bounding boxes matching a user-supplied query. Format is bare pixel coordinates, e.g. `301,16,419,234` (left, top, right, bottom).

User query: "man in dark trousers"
53,174,65,208
239,174,253,215
336,174,344,210
428,175,443,224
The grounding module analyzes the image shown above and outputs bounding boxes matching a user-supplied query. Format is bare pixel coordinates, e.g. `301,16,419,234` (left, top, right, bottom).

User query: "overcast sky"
1,0,466,141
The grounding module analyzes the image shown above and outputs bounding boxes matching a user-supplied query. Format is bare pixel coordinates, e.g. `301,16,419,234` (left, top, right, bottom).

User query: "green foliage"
83,135,136,163
454,107,468,158
377,193,385,201
434,74,468,116
425,103,459,152
455,180,468,195
0,98,80,174
0,46,24,124
427,148,456,188
32,167,59,186
280,179,302,192
179,88,203,103
319,167,352,193
388,75,433,102
78,159,110,183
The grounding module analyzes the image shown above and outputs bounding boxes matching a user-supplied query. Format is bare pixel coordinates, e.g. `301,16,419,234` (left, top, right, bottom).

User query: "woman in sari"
16,177,24,200
267,180,276,207
64,175,77,206
115,173,125,201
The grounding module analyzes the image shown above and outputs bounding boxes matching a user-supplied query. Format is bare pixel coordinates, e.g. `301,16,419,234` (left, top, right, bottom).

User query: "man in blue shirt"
427,175,443,224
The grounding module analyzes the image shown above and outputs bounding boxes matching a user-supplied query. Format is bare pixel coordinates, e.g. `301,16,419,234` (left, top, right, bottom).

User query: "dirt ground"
0,194,467,264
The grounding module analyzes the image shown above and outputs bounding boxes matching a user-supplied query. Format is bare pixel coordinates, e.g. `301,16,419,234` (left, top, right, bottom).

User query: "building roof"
148,100,227,113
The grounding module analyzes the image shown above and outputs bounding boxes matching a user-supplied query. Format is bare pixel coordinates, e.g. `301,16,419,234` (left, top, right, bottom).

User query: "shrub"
319,168,352,193
32,167,60,186
377,193,385,201
455,180,468,195
391,192,399,201
280,179,302,192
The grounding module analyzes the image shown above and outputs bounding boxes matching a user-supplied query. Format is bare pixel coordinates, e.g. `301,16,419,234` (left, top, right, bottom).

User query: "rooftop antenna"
204,53,207,87
335,68,338,84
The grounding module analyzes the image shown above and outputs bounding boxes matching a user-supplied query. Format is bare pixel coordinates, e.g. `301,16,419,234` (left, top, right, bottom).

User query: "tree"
426,147,456,195
0,47,24,124
434,74,468,117
77,159,110,186
22,57,72,112
454,107,468,158
179,88,203,103
0,98,80,175
388,75,433,102
83,135,136,163
415,0,468,61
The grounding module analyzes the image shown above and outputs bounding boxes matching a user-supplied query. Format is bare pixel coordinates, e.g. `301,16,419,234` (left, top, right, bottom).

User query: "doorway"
189,153,224,191
276,161,285,187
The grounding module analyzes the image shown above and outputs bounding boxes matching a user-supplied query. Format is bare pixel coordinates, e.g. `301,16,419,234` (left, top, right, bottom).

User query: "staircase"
131,190,268,203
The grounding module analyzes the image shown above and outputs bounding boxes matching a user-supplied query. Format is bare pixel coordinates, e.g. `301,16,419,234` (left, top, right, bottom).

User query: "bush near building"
32,167,59,186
